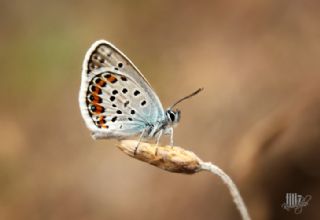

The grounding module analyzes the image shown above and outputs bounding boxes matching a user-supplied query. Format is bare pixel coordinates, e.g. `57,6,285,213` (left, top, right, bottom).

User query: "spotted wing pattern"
83,40,152,88
79,40,165,139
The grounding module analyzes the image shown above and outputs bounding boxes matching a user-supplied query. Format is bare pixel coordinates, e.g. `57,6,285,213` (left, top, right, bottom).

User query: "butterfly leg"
169,127,174,146
134,129,146,155
156,130,163,146
154,130,163,156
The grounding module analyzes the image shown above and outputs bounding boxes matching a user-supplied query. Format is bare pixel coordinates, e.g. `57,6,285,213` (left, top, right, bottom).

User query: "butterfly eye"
166,110,176,122
169,112,175,121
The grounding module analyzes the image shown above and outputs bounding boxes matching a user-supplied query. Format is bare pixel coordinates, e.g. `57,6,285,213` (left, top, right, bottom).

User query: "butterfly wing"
79,40,165,139
83,40,151,87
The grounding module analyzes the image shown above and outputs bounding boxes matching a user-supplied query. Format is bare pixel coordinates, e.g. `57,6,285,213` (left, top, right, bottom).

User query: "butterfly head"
166,88,203,126
165,109,181,125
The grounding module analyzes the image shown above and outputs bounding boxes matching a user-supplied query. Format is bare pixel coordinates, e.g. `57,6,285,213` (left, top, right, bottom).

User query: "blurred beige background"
1,0,319,219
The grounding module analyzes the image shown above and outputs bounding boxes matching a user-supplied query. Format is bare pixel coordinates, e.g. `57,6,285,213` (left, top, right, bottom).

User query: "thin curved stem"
200,162,251,220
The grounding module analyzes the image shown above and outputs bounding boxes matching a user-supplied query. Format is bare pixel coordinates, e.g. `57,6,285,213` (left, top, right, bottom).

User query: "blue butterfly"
79,40,202,149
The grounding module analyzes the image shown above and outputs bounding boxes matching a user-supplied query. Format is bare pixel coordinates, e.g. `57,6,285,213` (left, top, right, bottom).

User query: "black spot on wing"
134,90,140,96
110,96,115,101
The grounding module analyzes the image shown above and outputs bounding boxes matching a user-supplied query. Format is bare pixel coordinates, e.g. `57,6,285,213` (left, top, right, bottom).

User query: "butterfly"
79,40,202,148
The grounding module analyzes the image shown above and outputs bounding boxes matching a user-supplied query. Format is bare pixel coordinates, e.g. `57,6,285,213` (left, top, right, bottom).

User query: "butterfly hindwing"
80,68,161,139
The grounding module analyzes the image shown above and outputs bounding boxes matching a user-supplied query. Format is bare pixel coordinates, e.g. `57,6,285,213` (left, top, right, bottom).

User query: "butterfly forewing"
84,40,151,87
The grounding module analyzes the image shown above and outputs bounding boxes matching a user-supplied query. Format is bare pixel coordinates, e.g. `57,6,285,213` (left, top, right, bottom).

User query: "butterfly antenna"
169,88,204,109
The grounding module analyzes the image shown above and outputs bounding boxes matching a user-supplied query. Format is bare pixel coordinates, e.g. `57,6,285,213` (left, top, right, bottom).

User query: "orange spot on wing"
94,105,105,114
97,116,108,129
92,86,102,94
98,79,107,87
107,75,117,83
91,94,100,103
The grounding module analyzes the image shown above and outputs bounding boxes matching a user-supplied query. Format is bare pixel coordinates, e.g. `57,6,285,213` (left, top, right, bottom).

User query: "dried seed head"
117,140,202,174
116,140,251,220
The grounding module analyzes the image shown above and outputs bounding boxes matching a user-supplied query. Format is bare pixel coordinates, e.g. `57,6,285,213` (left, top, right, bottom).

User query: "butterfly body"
79,40,181,144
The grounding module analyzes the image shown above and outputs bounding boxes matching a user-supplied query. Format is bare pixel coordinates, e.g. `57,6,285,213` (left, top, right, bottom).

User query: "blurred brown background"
1,0,319,219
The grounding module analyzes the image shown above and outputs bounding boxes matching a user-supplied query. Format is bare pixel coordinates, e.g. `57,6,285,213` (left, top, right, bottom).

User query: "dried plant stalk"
117,140,251,220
